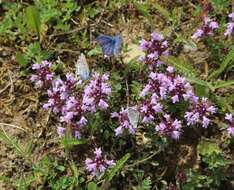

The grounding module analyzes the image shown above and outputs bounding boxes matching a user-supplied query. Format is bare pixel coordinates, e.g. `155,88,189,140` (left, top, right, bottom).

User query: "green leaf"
133,2,151,20
0,176,11,183
16,52,28,67
210,0,229,13
27,42,41,57
25,6,41,38
87,182,98,190
70,161,78,179
57,165,65,172
197,139,222,156
171,7,182,26
212,80,234,90
194,84,209,97
208,47,234,79
162,56,199,77
186,76,213,91
87,47,102,56
105,153,130,182
136,177,152,190
214,95,234,114
69,160,79,188
175,34,197,51
61,135,87,149
152,3,171,21
0,130,26,156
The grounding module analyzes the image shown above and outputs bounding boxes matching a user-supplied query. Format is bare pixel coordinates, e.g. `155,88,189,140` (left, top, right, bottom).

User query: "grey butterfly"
76,53,90,80
127,107,140,128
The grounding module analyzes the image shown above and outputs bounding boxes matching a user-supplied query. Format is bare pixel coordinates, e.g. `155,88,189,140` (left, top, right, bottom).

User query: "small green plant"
135,177,152,190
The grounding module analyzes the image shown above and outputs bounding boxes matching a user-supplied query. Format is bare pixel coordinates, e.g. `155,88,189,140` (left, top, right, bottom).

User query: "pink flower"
166,66,174,73
140,94,163,123
185,97,216,128
85,148,115,176
225,113,233,122
192,29,204,39
57,127,66,137
139,32,169,67
155,114,182,140
192,17,219,39
225,113,234,137
82,73,111,112
30,60,54,89
224,13,234,36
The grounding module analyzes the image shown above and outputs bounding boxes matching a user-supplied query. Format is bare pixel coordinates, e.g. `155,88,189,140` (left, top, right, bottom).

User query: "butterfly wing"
96,35,113,46
96,35,115,56
127,107,140,128
101,42,115,56
113,34,122,56
76,53,90,80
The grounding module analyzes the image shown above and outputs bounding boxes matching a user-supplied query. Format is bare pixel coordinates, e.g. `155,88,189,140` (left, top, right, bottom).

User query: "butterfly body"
96,34,122,57
76,53,90,80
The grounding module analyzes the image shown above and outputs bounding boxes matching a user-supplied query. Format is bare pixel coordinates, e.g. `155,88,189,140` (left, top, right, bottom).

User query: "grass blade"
25,6,41,39
208,47,234,79
212,80,234,90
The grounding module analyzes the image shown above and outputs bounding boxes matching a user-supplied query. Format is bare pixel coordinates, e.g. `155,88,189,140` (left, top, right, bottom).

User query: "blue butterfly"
96,34,122,57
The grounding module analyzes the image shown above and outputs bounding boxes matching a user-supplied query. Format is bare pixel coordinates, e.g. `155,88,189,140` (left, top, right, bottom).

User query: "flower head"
225,113,234,136
30,60,54,88
224,12,234,36
185,97,216,128
139,32,169,67
140,93,163,123
85,148,115,176
192,17,219,39
155,114,182,139
82,73,111,112
140,72,171,99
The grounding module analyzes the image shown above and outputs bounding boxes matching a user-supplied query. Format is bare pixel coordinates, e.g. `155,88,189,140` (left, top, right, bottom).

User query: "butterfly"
96,34,122,57
76,53,90,80
127,107,140,128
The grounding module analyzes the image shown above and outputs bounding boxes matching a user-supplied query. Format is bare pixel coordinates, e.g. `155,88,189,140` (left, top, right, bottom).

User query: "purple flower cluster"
225,113,234,136
140,72,171,99
85,148,115,176
224,12,234,37
155,114,182,139
139,32,169,67
31,61,114,175
137,32,219,139
82,73,111,112
41,74,86,138
185,97,216,128
139,71,199,138
140,93,163,123
140,68,195,104
30,60,54,88
43,74,78,113
111,108,137,136
168,75,194,104
31,61,111,138
113,65,197,139
192,17,219,39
